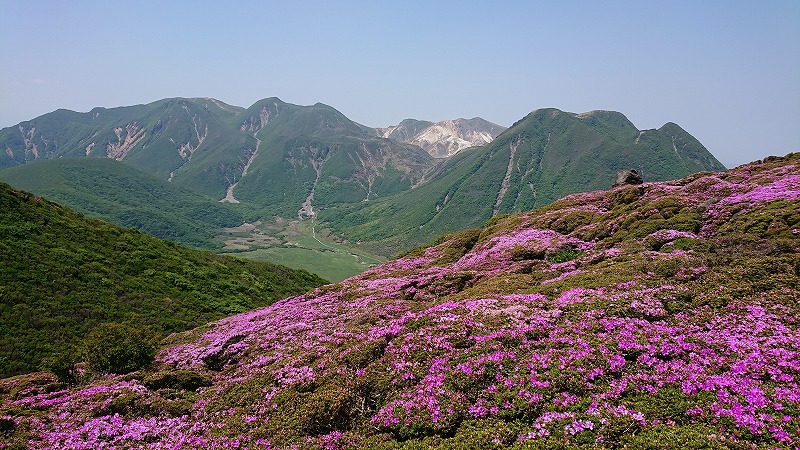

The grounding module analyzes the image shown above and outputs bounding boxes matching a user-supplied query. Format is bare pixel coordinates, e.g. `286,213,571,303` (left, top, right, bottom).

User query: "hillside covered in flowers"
2,154,799,449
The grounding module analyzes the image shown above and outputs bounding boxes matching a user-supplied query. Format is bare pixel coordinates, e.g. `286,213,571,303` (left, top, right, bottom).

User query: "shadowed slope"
0,183,326,377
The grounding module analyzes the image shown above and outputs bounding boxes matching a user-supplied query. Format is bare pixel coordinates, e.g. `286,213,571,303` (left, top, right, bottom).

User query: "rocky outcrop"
106,122,145,161
613,169,643,187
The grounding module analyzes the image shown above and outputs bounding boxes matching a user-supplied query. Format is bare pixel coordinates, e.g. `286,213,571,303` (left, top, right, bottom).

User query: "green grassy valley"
216,218,385,282
0,183,326,378
0,159,387,281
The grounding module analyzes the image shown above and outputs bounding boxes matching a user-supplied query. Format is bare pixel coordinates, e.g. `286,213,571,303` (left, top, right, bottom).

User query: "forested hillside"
0,183,326,377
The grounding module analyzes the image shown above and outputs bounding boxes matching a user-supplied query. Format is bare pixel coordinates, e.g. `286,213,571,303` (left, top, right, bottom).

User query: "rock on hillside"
3,155,798,448
380,117,507,158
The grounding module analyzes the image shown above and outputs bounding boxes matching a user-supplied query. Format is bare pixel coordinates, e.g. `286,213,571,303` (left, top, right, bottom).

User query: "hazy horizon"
1,0,798,168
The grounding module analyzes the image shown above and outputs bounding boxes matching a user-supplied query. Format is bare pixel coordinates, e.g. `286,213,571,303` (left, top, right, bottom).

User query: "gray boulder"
613,169,643,187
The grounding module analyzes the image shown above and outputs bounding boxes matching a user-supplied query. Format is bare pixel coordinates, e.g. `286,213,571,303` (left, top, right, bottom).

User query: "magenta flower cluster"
2,157,799,448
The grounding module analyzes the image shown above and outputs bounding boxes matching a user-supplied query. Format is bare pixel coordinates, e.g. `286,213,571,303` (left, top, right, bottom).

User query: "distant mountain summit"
377,117,507,158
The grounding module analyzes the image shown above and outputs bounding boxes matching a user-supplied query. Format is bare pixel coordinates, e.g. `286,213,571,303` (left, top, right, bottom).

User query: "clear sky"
1,0,798,167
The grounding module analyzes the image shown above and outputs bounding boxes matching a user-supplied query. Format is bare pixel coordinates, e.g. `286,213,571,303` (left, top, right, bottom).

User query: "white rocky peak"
376,126,396,138
383,118,506,158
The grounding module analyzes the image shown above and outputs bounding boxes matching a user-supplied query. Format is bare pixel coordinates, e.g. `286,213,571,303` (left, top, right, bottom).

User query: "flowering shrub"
2,153,799,448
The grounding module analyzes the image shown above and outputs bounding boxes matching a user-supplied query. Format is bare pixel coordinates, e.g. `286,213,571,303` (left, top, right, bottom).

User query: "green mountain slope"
325,108,726,254
230,98,434,218
0,97,435,214
0,158,246,248
0,183,326,377
0,97,259,199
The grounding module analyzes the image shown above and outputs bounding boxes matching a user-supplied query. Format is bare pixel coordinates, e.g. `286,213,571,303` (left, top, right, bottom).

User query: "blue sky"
1,0,798,167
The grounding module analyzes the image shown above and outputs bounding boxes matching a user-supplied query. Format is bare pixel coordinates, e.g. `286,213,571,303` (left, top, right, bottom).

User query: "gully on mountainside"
222,106,273,203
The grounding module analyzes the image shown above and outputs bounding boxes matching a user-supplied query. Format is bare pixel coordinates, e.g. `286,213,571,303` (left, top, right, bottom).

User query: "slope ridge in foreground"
3,154,799,448
0,182,326,378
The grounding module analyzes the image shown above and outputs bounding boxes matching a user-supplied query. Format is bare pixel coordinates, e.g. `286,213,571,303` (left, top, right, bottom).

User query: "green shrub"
39,348,79,384
81,322,160,374
547,248,583,263
143,369,212,391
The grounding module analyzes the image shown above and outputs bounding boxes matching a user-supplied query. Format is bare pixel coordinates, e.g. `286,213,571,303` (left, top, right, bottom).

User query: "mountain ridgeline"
0,98,725,255
0,97,434,217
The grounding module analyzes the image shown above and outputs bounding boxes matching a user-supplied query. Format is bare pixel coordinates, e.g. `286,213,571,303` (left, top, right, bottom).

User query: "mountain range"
2,152,796,448
0,97,726,261
325,108,726,253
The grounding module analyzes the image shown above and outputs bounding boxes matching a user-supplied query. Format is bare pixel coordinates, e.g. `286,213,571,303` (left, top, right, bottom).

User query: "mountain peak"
381,117,507,158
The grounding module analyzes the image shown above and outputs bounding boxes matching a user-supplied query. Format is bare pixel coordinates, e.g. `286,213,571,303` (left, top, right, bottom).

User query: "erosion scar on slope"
298,148,330,219
493,138,520,217
220,133,261,203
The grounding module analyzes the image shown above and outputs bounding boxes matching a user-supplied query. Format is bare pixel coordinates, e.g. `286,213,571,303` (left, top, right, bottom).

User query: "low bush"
81,322,160,375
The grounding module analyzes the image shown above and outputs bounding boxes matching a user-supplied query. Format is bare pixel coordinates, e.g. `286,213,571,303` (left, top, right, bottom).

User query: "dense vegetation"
80,322,160,376
0,158,248,249
2,154,796,449
0,183,326,377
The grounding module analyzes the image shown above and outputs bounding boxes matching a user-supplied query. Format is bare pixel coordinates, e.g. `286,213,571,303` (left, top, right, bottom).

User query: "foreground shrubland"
2,154,799,449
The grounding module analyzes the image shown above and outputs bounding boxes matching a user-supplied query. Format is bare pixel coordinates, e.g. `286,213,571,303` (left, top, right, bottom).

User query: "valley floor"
216,218,385,282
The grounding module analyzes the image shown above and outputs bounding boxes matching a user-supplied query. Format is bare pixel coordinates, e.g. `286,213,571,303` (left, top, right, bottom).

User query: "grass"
219,219,385,282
